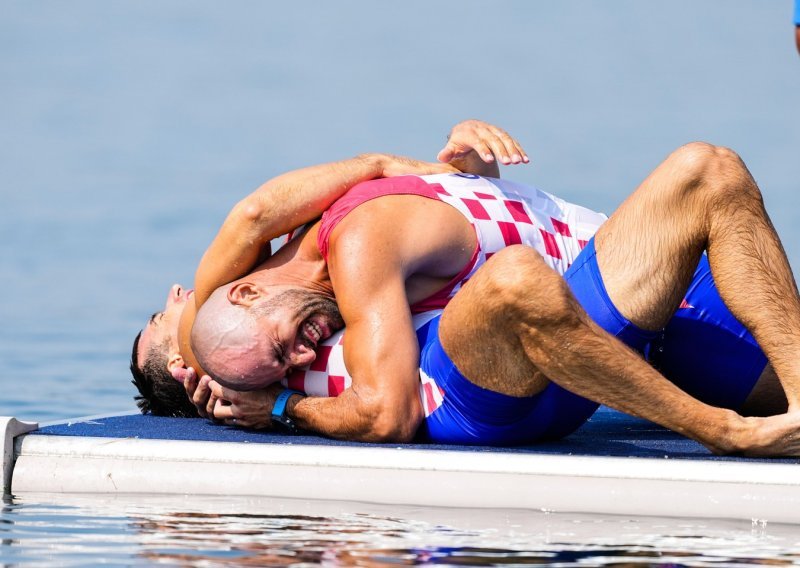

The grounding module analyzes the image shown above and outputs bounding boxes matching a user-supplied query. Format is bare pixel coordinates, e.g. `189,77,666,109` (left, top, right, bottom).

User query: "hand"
207,381,285,430
378,154,459,178
437,119,529,166
178,367,223,420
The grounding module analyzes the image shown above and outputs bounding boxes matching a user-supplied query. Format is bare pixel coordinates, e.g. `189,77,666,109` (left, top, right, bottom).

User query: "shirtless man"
133,121,800,455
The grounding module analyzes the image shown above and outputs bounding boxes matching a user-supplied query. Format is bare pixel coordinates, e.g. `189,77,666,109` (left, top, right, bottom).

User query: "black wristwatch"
271,389,304,434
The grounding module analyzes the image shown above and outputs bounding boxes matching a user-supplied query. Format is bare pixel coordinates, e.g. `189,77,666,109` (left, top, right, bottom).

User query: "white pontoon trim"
10,430,800,524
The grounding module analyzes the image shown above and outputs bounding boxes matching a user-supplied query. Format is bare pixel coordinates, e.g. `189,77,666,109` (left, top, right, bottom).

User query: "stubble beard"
257,288,344,346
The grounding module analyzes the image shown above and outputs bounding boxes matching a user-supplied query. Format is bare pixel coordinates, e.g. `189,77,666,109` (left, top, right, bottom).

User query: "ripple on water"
3,495,800,567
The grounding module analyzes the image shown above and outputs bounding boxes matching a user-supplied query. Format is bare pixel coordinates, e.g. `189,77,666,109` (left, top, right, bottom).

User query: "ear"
167,353,190,383
228,282,261,306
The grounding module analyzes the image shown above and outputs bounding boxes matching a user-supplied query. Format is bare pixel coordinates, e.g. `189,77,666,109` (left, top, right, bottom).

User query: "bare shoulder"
329,193,477,285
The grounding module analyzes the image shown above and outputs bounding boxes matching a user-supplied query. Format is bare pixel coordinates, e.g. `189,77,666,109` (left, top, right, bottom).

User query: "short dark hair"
130,331,198,418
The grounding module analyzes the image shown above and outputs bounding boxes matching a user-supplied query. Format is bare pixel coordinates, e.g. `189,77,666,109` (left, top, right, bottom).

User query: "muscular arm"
287,206,430,441
209,213,427,441
178,153,399,376
194,118,528,308
290,275,424,442
196,120,529,423
193,154,396,307
195,118,528,308
179,153,457,376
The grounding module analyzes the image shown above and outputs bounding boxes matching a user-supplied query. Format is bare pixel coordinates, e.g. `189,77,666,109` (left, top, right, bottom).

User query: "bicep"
329,239,423,436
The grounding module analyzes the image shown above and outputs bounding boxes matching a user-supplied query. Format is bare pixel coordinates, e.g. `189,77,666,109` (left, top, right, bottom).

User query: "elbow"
233,196,266,226
362,400,422,443
228,196,273,240
370,419,417,444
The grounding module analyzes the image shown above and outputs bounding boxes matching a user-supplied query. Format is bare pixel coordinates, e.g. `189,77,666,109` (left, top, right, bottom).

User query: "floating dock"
4,407,800,524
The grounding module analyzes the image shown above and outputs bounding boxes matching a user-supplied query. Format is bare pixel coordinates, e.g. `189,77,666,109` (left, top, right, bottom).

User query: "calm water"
2,2,800,565
4,494,800,567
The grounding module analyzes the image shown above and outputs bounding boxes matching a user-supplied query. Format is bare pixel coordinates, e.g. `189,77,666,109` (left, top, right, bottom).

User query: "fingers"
473,140,496,163
206,388,219,419
486,128,529,165
436,144,455,163
445,119,530,166
437,142,474,163
209,380,233,401
182,367,198,397
213,400,234,421
183,368,211,419
208,386,272,430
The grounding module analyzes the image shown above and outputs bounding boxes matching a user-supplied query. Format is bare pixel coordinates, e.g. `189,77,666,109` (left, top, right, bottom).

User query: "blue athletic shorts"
418,238,766,446
565,238,766,410
646,257,767,409
416,316,599,446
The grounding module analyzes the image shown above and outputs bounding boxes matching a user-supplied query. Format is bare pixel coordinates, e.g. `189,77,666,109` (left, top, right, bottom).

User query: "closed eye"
273,342,286,366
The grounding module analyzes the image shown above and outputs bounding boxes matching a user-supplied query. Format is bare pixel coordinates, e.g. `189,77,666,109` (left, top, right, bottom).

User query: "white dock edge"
11,432,800,524
2,416,38,494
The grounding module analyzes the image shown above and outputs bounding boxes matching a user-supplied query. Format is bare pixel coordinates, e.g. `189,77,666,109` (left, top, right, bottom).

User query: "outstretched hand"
437,119,529,166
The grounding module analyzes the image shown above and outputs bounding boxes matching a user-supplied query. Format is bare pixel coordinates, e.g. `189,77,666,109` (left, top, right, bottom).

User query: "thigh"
594,147,709,330
563,238,659,353
419,315,598,445
437,247,555,398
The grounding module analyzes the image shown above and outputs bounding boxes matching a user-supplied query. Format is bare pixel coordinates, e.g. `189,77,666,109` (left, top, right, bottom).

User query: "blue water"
2,1,800,565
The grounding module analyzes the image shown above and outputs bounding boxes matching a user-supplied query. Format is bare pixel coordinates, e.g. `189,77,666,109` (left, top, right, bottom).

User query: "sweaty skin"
176,120,526,416
163,120,800,456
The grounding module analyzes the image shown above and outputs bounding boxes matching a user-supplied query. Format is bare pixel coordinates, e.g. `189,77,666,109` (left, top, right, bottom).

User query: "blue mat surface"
35,406,799,463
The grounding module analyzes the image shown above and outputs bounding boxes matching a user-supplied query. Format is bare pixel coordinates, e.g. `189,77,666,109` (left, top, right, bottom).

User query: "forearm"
244,153,391,234
533,314,746,453
193,153,389,305
288,388,422,443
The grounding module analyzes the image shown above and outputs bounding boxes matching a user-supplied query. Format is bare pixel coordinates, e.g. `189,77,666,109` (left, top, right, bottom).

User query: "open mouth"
300,317,328,349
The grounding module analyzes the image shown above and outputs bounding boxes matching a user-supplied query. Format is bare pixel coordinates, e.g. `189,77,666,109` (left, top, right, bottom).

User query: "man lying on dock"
132,120,800,456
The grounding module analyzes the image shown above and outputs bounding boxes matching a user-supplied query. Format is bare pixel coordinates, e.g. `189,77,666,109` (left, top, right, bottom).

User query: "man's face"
214,287,344,390
136,284,193,369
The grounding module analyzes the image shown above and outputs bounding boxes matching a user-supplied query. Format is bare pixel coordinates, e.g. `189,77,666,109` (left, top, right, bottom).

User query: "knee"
667,142,760,204
672,141,743,174
481,246,579,326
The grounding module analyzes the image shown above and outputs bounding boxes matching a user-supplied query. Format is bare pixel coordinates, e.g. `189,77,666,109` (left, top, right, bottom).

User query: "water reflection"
3,494,799,567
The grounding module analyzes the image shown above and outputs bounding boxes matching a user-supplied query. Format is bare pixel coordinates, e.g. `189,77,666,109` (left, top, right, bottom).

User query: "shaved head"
191,285,273,390
191,284,343,391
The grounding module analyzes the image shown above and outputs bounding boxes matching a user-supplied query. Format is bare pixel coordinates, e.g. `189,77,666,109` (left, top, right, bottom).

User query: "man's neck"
249,221,334,298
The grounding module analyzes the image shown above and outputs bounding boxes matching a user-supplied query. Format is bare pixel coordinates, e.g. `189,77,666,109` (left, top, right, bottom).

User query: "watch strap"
271,389,304,434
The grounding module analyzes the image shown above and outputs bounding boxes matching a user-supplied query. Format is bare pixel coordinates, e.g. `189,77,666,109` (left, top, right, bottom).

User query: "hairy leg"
595,143,800,408
440,246,743,453
440,246,800,456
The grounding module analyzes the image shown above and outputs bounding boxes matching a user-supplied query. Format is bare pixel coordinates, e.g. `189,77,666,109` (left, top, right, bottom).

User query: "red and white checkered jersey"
281,311,442,398
286,174,608,415
410,173,608,311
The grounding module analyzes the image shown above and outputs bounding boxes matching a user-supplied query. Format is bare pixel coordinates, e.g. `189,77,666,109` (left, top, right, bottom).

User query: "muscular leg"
439,245,800,456
595,143,800,409
439,246,750,454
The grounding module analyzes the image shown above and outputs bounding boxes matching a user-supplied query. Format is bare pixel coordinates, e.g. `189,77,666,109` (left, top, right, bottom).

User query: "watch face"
271,415,298,435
